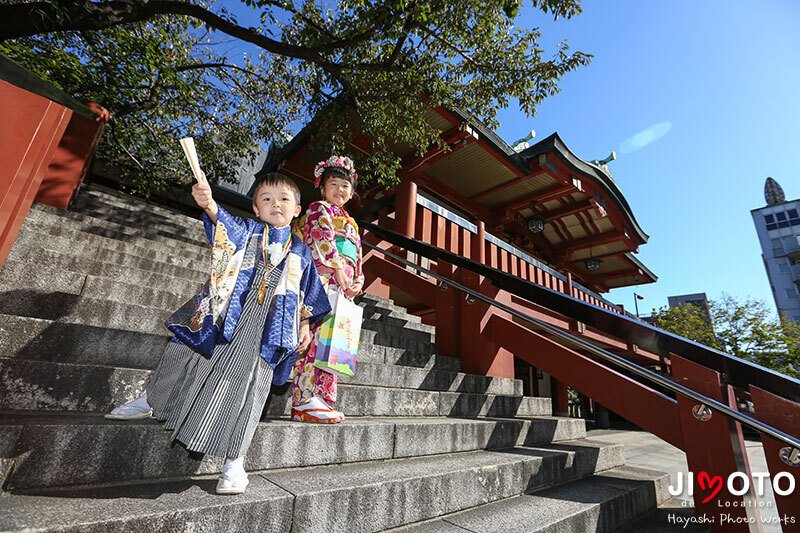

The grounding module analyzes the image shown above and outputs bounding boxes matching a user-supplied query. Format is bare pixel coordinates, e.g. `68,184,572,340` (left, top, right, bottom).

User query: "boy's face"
252,183,301,227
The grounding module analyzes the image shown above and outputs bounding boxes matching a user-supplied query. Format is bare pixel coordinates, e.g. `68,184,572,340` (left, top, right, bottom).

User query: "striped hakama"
147,258,282,459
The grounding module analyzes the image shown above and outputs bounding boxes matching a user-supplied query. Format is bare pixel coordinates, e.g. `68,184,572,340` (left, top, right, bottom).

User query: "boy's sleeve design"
166,207,255,357
202,204,249,247
304,201,347,270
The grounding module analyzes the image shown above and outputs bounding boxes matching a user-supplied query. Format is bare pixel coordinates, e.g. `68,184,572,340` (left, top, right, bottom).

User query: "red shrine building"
261,106,660,412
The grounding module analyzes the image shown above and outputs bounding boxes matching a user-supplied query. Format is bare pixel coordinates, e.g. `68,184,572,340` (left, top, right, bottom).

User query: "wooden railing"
359,181,800,532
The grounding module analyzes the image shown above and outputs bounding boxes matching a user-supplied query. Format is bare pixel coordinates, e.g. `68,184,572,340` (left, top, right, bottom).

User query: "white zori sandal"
105,392,153,420
216,457,249,495
291,396,345,424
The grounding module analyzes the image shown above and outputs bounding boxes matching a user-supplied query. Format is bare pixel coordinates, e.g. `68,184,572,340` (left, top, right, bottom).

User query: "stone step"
73,191,205,231
0,278,196,329
392,465,671,533
338,359,521,396
364,315,433,335
79,184,206,226
27,205,208,262
14,220,209,269
0,439,624,533
361,304,422,325
1,279,438,348
0,313,457,373
74,204,204,240
8,238,207,282
0,475,293,532
28,204,207,251
0,257,204,300
617,498,707,532
0,359,550,417
260,439,625,532
0,412,585,490
0,310,508,393
0,290,176,335
354,292,396,307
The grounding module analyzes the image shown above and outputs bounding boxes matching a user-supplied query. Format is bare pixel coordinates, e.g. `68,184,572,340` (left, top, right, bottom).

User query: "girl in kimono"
291,155,364,424
106,172,331,495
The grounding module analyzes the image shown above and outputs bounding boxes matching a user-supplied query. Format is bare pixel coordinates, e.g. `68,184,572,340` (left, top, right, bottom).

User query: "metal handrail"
360,218,800,405
361,239,800,453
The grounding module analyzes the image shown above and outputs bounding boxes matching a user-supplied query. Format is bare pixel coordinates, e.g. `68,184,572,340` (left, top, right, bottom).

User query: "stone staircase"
0,184,674,532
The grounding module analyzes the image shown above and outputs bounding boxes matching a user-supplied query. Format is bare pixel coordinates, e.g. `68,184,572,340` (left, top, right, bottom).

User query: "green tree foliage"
0,0,590,193
651,303,719,350
652,294,799,378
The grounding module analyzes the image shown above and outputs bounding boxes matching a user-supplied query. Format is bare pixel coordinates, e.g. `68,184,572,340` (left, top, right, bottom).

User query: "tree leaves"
652,295,799,378
0,0,589,190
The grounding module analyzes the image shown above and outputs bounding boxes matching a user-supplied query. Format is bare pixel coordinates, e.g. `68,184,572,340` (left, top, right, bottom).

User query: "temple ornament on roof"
764,177,785,206
590,151,617,179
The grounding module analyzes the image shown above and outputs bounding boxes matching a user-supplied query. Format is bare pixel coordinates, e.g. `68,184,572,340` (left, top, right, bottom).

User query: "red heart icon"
697,471,724,504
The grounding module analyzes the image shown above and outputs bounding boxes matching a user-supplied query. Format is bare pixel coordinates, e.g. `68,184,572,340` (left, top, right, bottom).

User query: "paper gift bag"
313,289,362,376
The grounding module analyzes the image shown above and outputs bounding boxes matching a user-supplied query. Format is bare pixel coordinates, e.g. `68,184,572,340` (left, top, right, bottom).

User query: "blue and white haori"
166,205,331,385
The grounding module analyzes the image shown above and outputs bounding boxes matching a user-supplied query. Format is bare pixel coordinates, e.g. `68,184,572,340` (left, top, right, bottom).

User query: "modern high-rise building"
751,177,800,323
668,293,711,322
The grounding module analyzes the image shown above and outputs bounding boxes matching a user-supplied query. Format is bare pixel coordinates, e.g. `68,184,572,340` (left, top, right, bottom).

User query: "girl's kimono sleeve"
299,255,332,327
304,201,347,270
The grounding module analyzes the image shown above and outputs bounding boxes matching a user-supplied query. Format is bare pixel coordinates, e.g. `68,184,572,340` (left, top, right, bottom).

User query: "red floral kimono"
291,201,364,406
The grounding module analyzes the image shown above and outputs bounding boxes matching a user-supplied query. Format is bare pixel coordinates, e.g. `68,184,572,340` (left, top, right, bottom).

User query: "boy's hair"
252,172,301,204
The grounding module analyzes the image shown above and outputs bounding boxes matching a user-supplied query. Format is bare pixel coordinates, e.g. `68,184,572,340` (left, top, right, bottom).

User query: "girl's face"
321,176,353,207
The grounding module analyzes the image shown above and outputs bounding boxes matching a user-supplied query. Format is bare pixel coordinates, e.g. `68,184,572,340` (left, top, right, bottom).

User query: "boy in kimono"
107,172,331,495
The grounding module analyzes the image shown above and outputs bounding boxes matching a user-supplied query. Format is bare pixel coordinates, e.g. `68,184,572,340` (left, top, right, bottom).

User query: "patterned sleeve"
299,253,332,325
202,205,251,250
303,201,347,270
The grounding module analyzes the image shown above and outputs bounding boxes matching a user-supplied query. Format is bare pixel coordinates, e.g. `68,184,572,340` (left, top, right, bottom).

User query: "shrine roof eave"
519,133,650,246
625,252,658,281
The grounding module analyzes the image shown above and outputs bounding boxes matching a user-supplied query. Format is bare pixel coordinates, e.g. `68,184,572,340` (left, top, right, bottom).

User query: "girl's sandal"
291,407,343,424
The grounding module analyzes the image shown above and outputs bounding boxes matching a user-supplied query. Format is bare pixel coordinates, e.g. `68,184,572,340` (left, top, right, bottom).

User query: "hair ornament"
313,155,358,187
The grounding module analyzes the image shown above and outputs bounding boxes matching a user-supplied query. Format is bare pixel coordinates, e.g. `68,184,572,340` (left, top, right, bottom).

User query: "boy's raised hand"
191,172,218,221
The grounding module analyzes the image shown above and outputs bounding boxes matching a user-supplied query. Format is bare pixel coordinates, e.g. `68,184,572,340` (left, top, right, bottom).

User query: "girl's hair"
320,166,354,187
251,172,301,204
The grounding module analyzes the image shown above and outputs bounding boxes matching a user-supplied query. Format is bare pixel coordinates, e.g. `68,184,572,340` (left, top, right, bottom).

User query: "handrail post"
458,221,514,378
750,386,800,527
671,355,757,532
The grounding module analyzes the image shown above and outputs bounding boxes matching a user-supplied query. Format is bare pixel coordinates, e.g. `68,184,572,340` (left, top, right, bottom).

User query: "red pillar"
458,221,514,378
394,179,417,239
434,219,460,358
35,102,109,209
671,355,755,532
363,208,392,299
0,80,73,267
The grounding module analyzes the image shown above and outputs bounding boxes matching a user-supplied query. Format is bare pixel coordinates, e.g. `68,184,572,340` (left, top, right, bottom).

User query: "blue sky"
491,0,800,315
222,1,799,316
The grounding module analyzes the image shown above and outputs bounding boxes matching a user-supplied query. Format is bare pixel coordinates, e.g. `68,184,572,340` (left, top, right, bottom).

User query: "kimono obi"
332,215,359,265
